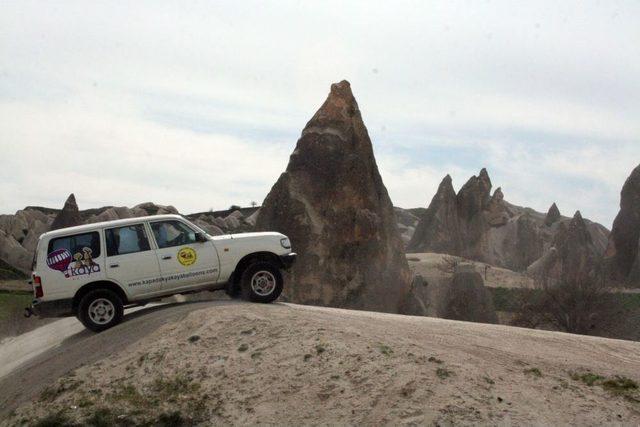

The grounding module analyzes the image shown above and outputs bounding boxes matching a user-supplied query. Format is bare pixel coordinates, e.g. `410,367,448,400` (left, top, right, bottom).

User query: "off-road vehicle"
27,214,296,331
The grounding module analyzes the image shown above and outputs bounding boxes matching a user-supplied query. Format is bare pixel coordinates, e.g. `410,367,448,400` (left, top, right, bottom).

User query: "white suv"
27,214,296,332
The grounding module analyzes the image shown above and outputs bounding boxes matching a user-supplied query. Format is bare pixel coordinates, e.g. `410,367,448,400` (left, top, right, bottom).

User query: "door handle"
109,264,119,268
162,255,172,260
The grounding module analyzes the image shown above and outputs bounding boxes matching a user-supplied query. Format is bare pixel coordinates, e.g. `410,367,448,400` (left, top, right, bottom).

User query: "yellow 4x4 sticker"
177,247,197,266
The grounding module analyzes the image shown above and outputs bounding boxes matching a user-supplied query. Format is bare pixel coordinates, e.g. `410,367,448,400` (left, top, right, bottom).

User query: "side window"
48,232,101,261
105,224,151,256
151,221,196,249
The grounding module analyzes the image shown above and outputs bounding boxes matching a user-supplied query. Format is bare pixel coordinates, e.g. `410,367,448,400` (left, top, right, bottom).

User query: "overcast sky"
1,1,639,227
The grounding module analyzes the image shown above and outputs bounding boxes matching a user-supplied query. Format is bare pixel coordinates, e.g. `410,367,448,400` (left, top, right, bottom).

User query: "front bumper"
279,252,297,269
30,298,74,318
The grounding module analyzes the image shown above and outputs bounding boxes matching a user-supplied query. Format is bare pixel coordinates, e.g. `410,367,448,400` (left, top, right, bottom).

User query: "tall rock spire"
456,168,492,221
605,164,640,285
545,202,561,226
50,193,82,230
407,175,461,254
256,81,412,313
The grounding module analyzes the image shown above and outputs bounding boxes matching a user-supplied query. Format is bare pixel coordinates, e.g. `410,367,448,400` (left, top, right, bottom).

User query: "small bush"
33,411,75,427
570,371,604,386
378,343,393,356
436,368,453,379
78,398,94,408
152,374,200,399
40,379,82,402
428,356,443,364
110,384,144,406
156,411,188,427
84,408,116,427
603,376,638,394
524,368,542,378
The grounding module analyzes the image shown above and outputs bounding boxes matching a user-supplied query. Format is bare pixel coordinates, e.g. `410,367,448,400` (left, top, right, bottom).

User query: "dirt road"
0,300,235,418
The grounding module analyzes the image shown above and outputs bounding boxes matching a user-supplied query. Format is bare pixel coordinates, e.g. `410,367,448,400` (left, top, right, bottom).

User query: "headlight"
280,237,291,249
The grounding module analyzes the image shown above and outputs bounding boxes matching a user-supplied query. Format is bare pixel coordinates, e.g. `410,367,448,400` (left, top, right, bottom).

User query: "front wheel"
77,289,124,332
225,281,241,299
241,262,283,303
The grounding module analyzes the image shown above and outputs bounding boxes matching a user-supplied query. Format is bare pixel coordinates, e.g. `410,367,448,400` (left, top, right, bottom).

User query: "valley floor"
2,300,639,426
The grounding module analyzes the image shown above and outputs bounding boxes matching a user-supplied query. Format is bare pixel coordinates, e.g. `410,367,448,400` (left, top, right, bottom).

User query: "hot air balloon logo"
47,248,72,273
46,247,100,278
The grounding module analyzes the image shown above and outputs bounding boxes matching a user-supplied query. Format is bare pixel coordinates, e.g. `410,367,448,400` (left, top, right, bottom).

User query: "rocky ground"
3,301,639,426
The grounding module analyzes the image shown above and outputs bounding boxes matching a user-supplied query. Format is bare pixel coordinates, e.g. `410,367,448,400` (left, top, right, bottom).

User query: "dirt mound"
4,302,640,426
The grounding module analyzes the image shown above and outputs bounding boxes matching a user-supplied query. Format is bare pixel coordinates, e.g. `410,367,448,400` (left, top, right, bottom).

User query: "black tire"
225,281,242,299
77,289,124,332
240,262,283,303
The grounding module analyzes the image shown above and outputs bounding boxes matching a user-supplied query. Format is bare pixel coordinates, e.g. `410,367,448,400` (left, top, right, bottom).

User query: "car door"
149,219,220,291
104,222,162,298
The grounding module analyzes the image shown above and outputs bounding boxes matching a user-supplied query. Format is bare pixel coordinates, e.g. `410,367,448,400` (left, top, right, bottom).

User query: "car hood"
211,231,285,241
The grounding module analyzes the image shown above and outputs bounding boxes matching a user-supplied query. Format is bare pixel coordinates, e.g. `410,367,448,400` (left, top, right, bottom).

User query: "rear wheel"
240,262,283,303
77,289,124,332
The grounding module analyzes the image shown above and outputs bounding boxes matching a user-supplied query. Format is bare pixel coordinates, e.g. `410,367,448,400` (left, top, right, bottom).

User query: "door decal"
177,247,197,266
47,247,100,278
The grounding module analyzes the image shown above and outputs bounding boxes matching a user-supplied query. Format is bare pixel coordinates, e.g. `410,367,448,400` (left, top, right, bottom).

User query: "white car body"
29,214,296,319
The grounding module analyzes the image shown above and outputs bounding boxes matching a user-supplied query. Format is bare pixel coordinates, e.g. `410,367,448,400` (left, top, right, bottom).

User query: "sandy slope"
0,303,164,379
3,301,639,426
0,316,84,378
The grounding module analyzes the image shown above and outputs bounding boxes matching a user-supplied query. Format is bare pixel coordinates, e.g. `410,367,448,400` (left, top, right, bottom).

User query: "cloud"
0,97,292,213
0,0,639,227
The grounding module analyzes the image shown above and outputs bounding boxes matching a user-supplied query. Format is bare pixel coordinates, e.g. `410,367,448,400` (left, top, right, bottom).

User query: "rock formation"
255,80,412,313
554,211,600,282
408,169,510,263
457,168,492,222
0,231,32,274
394,207,420,245
187,209,257,236
604,164,640,286
527,211,600,284
50,194,82,230
441,263,497,324
485,187,510,227
545,203,561,226
408,169,609,274
509,213,544,271
407,175,461,254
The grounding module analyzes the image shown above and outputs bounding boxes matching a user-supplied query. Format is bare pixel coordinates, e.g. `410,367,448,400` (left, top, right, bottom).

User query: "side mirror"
194,232,208,243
